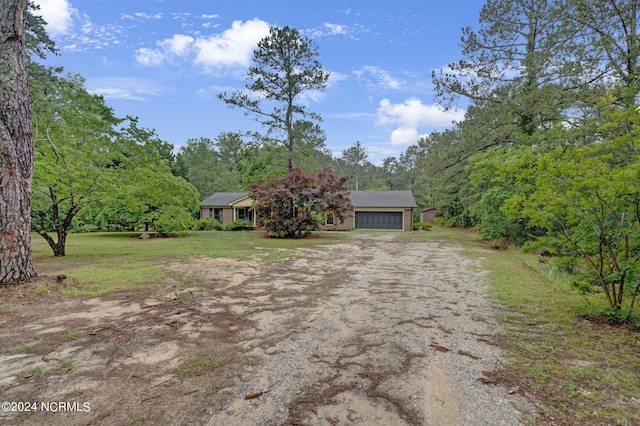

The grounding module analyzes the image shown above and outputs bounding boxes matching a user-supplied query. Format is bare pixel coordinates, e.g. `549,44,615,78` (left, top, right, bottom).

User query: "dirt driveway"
0,233,533,425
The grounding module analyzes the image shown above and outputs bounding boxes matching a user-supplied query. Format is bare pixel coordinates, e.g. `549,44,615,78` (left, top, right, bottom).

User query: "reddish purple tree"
249,168,352,238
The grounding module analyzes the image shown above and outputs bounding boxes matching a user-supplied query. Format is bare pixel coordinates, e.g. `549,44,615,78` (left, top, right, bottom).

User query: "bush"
224,220,251,231
249,168,352,238
413,221,433,231
197,218,222,231
153,206,196,236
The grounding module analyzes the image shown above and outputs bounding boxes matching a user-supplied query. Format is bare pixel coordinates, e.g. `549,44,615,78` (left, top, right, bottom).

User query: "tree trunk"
0,0,36,283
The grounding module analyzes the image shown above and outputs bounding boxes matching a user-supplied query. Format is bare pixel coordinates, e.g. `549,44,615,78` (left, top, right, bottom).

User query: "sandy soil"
0,233,533,425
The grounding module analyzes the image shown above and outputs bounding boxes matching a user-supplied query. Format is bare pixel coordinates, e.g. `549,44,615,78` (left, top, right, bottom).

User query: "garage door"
355,211,403,230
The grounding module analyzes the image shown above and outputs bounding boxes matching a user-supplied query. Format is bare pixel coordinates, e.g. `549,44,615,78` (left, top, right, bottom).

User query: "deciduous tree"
250,168,352,238
503,141,640,317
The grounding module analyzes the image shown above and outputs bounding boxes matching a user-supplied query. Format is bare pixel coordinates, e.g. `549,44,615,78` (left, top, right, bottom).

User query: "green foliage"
413,222,433,231
503,141,640,317
339,141,370,190
176,136,245,200
152,206,196,237
466,146,539,242
197,218,222,231
30,75,199,254
224,220,251,231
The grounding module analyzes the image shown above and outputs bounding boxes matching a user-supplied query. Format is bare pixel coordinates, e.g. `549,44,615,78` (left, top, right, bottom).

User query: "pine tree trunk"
0,0,36,283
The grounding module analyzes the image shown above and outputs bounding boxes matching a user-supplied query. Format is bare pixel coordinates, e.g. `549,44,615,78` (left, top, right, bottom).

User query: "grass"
65,388,85,397
31,230,348,297
62,328,81,341
0,303,18,313
23,366,43,377
1,343,30,355
232,312,247,321
171,355,232,379
57,363,78,373
426,226,640,425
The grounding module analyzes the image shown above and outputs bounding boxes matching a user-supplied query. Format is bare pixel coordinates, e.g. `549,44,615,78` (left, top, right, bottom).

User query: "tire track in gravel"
207,234,533,426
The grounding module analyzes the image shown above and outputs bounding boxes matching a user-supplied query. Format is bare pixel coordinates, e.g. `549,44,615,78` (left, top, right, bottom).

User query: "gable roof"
349,190,417,208
200,192,248,207
200,190,417,208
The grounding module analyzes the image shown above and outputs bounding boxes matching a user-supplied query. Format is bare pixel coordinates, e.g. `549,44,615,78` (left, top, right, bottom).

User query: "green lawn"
31,230,349,296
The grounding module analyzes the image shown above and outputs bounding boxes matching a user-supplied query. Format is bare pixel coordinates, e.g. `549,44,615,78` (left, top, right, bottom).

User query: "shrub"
224,220,251,231
413,221,433,231
250,168,352,239
153,206,196,236
197,218,222,231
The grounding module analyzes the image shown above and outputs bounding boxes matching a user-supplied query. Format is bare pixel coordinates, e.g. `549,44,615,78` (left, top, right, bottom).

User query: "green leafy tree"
433,0,570,132
467,146,538,241
32,75,199,254
0,0,36,282
100,120,199,234
32,76,121,256
250,168,352,238
502,117,640,318
216,132,246,170
31,74,120,256
219,26,330,172
176,137,243,199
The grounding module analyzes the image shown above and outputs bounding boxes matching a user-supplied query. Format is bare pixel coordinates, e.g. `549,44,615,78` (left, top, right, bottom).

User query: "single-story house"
200,190,417,231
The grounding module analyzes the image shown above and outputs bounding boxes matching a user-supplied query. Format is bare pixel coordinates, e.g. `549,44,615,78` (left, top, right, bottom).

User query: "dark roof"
200,192,248,207
200,190,417,208
349,191,417,208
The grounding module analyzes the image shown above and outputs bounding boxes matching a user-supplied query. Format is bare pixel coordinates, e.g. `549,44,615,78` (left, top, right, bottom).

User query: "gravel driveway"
206,233,533,425
0,233,534,425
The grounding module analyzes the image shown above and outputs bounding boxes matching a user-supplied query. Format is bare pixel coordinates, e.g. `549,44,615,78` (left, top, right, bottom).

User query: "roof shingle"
200,190,417,208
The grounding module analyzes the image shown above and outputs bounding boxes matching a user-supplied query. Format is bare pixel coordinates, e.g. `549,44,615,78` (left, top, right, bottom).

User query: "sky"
32,0,485,164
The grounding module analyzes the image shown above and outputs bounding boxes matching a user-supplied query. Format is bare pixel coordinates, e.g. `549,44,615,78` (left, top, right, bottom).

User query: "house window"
237,208,251,222
208,208,213,219
325,211,336,226
213,208,223,223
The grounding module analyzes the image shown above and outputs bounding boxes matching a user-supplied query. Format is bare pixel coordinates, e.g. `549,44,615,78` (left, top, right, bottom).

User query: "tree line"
408,0,640,319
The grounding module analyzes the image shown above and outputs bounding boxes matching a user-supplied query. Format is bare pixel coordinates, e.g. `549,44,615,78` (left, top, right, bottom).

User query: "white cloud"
32,0,76,35
159,34,194,56
135,18,270,71
122,12,162,21
376,98,465,145
324,23,347,35
193,18,270,69
90,87,145,101
88,77,161,101
135,47,165,66
354,66,404,91
305,22,364,39
377,98,464,128
390,128,420,145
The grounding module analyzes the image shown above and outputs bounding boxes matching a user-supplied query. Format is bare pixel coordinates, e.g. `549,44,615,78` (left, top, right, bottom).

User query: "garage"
355,211,403,230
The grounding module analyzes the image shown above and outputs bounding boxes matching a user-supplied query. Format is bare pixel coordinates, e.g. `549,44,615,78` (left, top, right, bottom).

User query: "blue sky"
32,0,484,164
